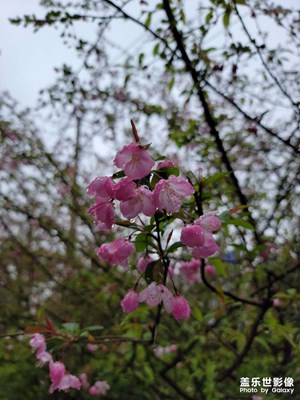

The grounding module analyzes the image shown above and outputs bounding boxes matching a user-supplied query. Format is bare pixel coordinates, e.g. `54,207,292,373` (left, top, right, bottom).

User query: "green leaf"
202,172,227,186
153,43,160,56
145,260,164,284
194,307,203,321
82,325,104,332
227,219,254,230
168,76,175,91
205,8,214,25
62,322,80,334
134,234,152,252
167,241,184,254
145,12,152,28
138,52,144,66
223,10,231,29
209,257,226,277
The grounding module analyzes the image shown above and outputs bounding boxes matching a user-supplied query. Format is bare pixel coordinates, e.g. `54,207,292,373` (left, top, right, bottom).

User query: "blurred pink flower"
192,231,219,259
137,254,153,273
157,160,175,169
29,333,52,364
121,290,139,313
139,282,174,313
114,143,154,179
79,373,90,390
49,361,81,393
205,264,216,276
172,296,191,320
195,212,222,232
87,201,114,231
97,238,135,268
180,225,205,248
89,380,110,396
179,259,201,282
153,175,195,213
86,343,99,353
273,298,282,308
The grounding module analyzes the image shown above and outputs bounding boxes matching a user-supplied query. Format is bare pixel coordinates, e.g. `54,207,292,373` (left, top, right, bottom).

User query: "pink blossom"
273,298,282,308
97,238,135,268
179,259,201,282
157,160,175,169
120,290,139,313
49,361,81,393
139,282,174,313
89,380,110,397
87,177,115,201
120,186,156,219
137,255,153,273
29,333,52,364
114,143,154,179
172,296,191,320
112,177,136,201
87,201,114,231
79,372,90,390
195,212,221,232
155,344,177,357
192,231,219,258
205,264,216,276
180,225,205,248
153,175,195,213
29,333,45,351
86,343,99,353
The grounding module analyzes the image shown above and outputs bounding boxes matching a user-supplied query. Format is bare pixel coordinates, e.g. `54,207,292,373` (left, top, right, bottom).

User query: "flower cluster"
87,136,221,321
87,143,195,234
29,334,81,393
181,212,221,258
79,373,110,397
29,334,110,396
120,283,191,320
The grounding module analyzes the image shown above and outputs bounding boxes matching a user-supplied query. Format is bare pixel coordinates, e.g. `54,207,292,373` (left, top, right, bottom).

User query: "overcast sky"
1,0,298,108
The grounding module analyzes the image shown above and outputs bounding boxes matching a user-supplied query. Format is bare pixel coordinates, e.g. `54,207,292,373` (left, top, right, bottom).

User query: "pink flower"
86,343,99,353
79,372,90,390
179,259,201,282
120,186,156,219
120,290,139,313
139,282,174,313
181,212,221,259
137,255,153,273
87,201,114,231
49,361,81,393
205,264,216,276
87,177,115,201
195,212,221,232
114,143,154,179
273,298,282,308
29,333,45,351
29,333,52,364
172,296,191,320
113,177,136,201
192,231,219,258
180,225,205,248
153,175,195,213
157,160,175,169
89,380,110,396
97,238,135,268
155,344,177,357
